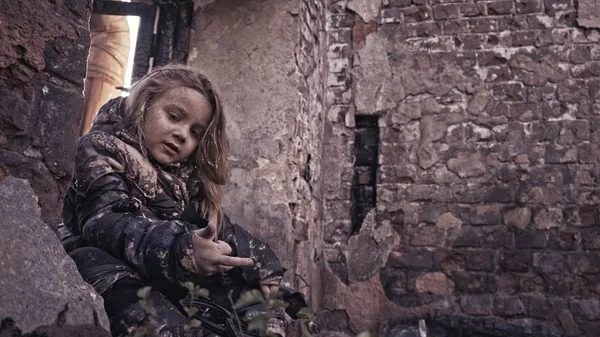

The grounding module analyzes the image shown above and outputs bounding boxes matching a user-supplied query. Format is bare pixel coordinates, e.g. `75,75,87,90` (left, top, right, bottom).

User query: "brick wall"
0,0,91,229
292,0,328,304
318,0,600,335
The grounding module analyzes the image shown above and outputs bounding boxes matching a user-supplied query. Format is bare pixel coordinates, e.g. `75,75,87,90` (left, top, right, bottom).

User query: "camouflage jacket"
62,97,283,293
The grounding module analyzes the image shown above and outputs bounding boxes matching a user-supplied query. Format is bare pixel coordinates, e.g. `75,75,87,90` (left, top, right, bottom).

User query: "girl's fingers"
195,224,216,240
214,254,254,267
216,265,234,273
215,240,233,255
261,285,271,298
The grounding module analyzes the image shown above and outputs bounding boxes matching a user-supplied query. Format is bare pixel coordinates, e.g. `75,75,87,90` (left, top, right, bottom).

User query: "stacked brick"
0,0,90,229
291,0,329,303
319,0,600,335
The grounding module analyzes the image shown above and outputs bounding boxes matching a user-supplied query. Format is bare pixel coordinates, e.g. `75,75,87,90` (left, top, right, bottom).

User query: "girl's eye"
168,112,179,121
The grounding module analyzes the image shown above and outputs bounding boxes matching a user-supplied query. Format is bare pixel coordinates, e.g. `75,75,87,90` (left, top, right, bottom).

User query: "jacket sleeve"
76,173,198,284
69,133,198,284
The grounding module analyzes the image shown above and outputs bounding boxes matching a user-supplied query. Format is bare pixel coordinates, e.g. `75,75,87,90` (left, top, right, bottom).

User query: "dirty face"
142,87,212,165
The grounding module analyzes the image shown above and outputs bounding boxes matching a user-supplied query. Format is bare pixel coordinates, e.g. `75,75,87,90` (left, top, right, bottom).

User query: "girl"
61,64,294,337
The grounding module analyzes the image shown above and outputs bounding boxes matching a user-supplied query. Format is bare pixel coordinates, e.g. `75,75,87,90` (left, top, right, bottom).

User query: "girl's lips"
163,143,179,155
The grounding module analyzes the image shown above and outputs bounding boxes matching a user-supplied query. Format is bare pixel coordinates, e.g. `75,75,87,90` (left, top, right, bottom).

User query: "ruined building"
1,0,600,336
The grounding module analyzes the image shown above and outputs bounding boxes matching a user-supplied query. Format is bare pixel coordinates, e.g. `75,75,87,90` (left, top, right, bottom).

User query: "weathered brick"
409,225,446,247
461,295,494,315
557,309,580,336
545,146,578,163
579,322,600,336
515,0,543,13
533,252,566,274
504,207,532,229
457,34,487,49
534,207,563,229
437,250,466,271
572,62,600,78
519,273,546,292
324,220,352,244
460,3,485,17
432,4,460,20
415,272,455,295
470,17,501,33
501,251,530,272
570,46,592,64
389,0,413,7
402,6,433,23
455,272,487,293
388,248,434,269
570,299,600,321
582,227,600,250
380,8,404,24
491,82,526,101
543,273,573,295
516,229,549,248
487,1,514,15
486,65,512,82
525,296,566,319
495,273,518,294
483,226,514,248
494,296,527,317
466,250,497,271
469,204,502,226
329,13,355,28
447,152,486,178
441,19,470,34
327,43,351,59
436,212,463,230
548,229,579,250
329,29,352,43
544,0,571,15
453,226,484,248
518,187,563,205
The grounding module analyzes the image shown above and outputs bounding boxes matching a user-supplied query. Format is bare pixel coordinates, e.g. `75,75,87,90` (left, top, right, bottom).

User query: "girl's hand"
191,224,254,276
261,284,280,298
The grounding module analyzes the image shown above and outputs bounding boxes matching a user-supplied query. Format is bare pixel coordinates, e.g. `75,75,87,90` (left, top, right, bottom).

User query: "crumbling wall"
0,0,91,228
318,0,600,336
189,0,327,297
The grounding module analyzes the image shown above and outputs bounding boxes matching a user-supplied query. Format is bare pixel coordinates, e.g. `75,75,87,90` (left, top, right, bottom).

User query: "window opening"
80,0,192,135
351,115,379,234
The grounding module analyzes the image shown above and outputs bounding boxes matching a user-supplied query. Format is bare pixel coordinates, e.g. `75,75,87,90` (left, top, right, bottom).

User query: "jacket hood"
89,96,140,148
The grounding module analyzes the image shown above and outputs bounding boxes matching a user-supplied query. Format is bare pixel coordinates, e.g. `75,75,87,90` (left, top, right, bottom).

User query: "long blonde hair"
124,64,229,226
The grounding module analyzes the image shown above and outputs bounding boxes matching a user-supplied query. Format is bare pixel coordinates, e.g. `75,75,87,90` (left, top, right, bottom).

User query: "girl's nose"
173,129,188,143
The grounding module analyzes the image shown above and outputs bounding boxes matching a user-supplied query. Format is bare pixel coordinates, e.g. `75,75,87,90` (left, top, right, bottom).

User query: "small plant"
233,289,289,336
181,281,210,332
297,307,318,337
130,286,156,337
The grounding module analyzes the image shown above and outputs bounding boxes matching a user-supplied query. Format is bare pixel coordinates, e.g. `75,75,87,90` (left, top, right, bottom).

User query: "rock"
447,153,486,178
415,272,455,295
578,0,600,28
534,208,562,230
417,145,440,170
467,90,491,115
557,309,581,336
460,295,493,316
0,177,110,334
346,210,398,281
494,296,526,317
436,212,463,230
354,34,403,114
348,0,380,22
504,207,532,229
